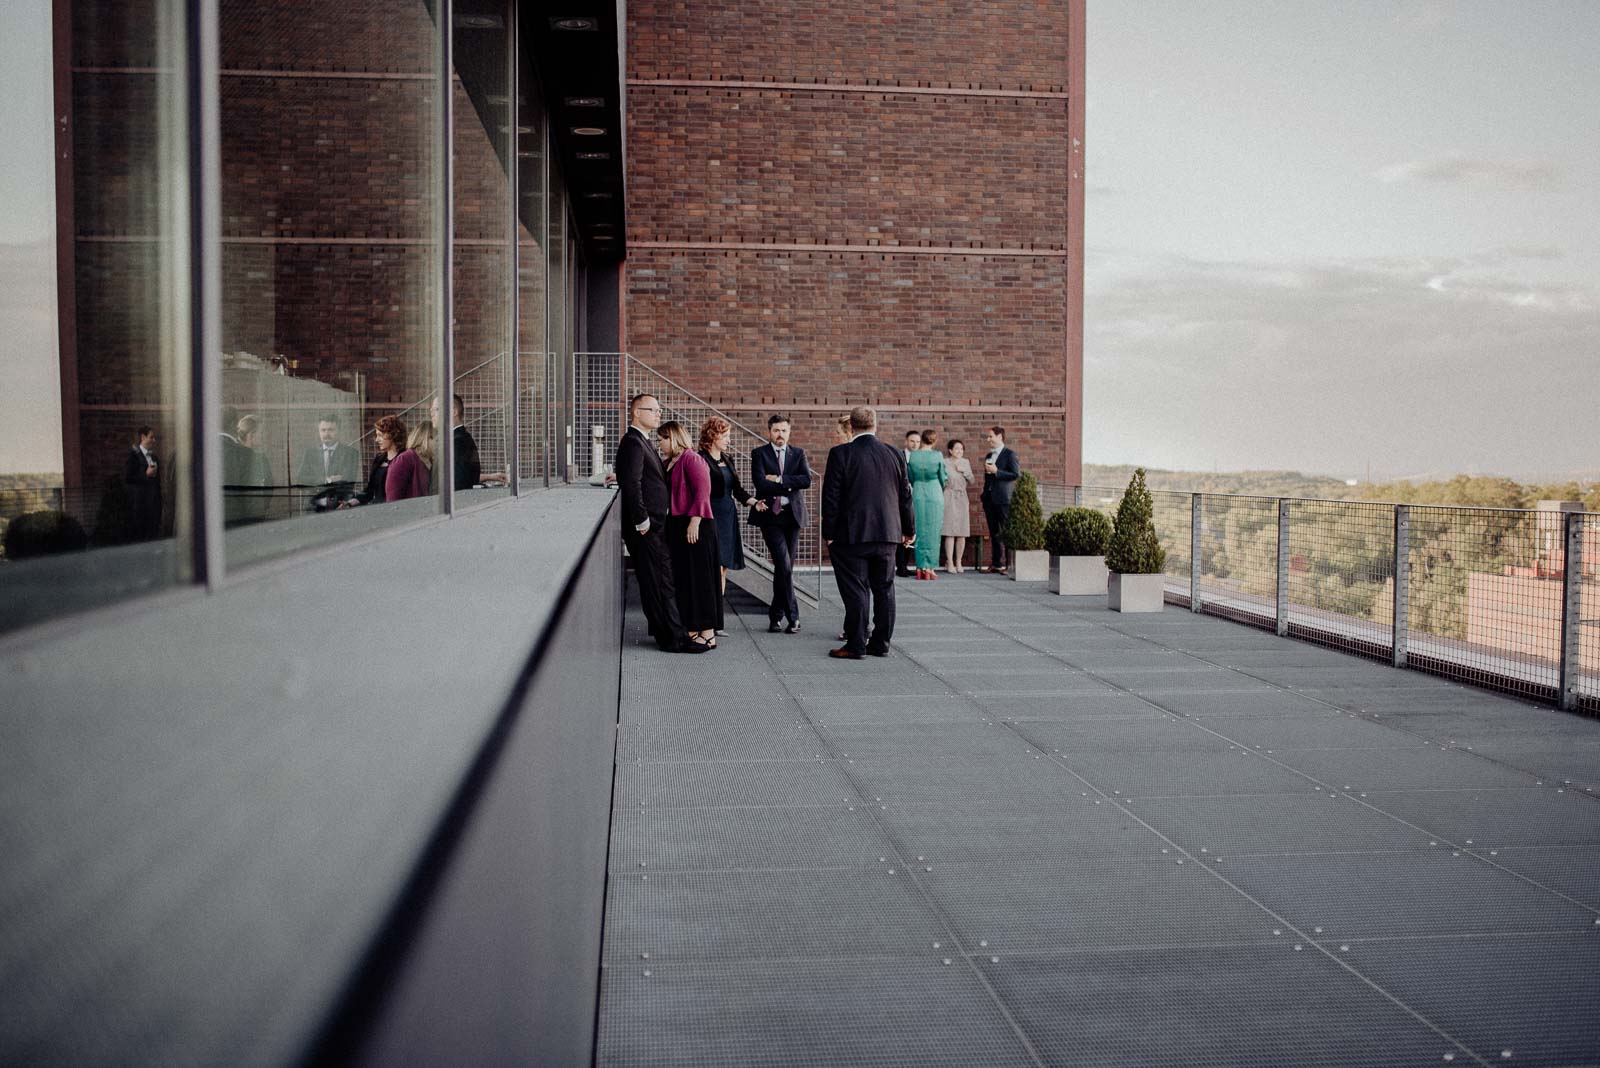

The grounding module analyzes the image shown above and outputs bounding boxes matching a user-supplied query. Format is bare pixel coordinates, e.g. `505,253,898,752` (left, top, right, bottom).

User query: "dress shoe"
785,620,801,634
768,620,783,633
866,646,890,658
677,639,711,654
895,569,912,578
827,647,864,660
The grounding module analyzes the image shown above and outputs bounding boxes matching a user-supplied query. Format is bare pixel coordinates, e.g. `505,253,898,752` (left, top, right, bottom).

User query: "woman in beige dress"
940,438,974,572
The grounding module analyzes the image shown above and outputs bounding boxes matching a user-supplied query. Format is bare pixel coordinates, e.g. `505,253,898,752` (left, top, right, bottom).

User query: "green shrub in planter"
1105,468,1166,574
1043,507,1112,558
1000,471,1045,552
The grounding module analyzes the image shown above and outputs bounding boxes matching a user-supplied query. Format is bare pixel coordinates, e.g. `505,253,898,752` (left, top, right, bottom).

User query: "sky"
1085,0,1600,482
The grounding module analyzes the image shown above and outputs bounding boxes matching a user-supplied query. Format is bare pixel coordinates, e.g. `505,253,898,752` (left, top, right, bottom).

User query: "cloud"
1082,251,1600,478
1375,155,1562,190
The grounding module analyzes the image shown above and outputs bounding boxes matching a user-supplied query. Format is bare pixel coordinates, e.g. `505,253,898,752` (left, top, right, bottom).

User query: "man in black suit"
895,429,923,577
295,413,361,488
821,406,915,659
431,394,507,490
749,413,812,633
615,393,703,654
979,425,1020,574
123,425,163,541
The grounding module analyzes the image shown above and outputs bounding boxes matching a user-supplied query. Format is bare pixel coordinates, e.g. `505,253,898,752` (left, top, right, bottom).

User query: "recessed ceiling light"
582,191,613,199
565,96,604,108
592,235,616,242
498,125,534,134
591,223,616,230
455,14,503,29
571,126,607,136
575,151,610,160
551,16,597,30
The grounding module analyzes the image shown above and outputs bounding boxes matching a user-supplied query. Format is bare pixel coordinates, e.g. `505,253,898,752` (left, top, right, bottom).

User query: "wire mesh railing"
576,352,824,606
1040,483,1598,713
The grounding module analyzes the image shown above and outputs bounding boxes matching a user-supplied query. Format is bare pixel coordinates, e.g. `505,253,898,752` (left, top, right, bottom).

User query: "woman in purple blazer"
386,419,434,501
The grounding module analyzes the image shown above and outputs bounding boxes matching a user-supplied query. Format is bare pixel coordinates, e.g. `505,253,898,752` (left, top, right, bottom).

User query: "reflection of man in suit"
615,393,703,654
822,406,915,659
295,413,360,487
123,425,163,541
749,414,812,634
980,425,1020,574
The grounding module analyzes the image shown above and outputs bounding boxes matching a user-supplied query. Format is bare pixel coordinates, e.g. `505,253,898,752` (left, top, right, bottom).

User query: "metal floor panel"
617,724,826,763
1358,788,1600,848
1186,711,1433,750
1127,792,1437,855
921,856,1279,954
1053,747,1324,799
975,945,1461,1068
1482,847,1600,910
1269,745,1542,791
608,805,901,873
1327,934,1600,1067
1213,850,1599,939
1005,716,1239,754
614,759,864,809
874,799,1168,864
793,693,985,725
597,958,1040,1068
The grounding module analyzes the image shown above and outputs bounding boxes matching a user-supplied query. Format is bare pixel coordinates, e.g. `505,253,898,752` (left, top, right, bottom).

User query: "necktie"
772,448,785,514
323,447,333,475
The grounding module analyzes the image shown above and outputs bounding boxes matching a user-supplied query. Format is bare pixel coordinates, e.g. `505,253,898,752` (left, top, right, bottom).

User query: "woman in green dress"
906,430,948,579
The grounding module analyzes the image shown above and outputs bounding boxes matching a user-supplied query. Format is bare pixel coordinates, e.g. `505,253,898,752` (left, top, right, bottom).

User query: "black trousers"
831,541,897,653
982,497,1010,569
623,518,684,649
761,521,801,623
895,542,912,575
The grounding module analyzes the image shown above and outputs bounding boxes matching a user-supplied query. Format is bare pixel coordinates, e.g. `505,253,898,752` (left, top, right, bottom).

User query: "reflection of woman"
659,420,722,649
940,438,974,573
387,419,433,501
344,415,406,507
907,430,948,579
698,417,752,594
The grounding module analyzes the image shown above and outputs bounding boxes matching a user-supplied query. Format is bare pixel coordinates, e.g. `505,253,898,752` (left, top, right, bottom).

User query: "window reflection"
218,0,444,563
0,0,185,632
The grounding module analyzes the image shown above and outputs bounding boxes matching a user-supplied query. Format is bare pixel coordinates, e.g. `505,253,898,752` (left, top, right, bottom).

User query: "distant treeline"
1084,465,1600,512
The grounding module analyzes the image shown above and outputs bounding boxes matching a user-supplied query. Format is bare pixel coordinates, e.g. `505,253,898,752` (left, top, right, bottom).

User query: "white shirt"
770,443,789,507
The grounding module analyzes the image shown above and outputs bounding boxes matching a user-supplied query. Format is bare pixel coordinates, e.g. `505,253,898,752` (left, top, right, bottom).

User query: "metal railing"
354,352,521,483
1050,484,1598,713
574,352,824,605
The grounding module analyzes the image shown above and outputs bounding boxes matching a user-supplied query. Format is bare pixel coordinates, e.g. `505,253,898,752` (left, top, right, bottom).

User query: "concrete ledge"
0,487,619,1065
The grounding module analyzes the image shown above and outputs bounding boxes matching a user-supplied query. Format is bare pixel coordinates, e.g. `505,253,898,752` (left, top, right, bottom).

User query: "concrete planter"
1010,549,1049,582
1108,572,1165,613
1050,554,1108,595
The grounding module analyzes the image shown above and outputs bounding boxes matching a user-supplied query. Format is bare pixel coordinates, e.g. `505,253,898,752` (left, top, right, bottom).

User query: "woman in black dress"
658,420,723,648
697,416,754,598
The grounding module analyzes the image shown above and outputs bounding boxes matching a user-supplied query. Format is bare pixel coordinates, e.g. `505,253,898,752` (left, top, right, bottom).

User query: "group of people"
615,392,1024,660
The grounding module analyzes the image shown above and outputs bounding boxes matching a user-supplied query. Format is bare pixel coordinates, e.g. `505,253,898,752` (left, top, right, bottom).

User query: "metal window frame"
437,0,456,518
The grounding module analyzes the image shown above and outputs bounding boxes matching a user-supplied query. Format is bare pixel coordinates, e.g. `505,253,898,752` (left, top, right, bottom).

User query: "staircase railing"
574,352,824,607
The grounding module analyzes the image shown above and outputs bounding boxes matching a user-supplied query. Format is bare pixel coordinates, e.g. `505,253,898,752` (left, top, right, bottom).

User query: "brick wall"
624,0,1081,489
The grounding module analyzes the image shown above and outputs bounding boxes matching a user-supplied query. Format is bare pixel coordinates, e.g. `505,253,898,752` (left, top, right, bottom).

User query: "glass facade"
0,0,587,634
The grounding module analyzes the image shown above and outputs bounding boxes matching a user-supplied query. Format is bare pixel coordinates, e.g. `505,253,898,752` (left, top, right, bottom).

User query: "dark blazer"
980,445,1020,504
452,425,482,490
295,442,361,486
123,445,163,538
749,443,811,528
700,450,752,504
822,434,914,546
615,426,671,529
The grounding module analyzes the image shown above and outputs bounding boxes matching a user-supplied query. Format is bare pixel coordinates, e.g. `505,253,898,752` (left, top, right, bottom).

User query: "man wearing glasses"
615,393,705,653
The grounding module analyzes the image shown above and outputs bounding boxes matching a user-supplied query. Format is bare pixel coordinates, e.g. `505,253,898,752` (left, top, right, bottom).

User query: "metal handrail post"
1392,505,1409,668
1276,498,1290,637
1190,493,1202,613
1558,512,1583,711
1073,485,1083,508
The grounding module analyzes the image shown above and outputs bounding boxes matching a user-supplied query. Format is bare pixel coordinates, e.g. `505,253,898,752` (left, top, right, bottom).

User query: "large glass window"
450,1,513,505
217,0,444,566
516,60,548,486
0,0,188,633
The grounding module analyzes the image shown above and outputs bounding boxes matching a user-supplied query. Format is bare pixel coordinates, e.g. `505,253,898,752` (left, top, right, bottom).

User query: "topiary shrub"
2,510,89,561
1105,468,1166,574
1044,507,1112,558
1000,471,1046,552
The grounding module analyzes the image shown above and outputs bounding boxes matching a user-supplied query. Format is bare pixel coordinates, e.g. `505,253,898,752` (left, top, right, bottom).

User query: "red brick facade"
623,0,1083,497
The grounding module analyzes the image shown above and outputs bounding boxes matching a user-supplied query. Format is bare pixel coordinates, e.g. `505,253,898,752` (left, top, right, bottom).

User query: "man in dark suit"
615,393,703,654
979,425,1020,574
822,406,915,659
749,413,812,633
123,425,163,541
895,429,923,577
295,413,361,488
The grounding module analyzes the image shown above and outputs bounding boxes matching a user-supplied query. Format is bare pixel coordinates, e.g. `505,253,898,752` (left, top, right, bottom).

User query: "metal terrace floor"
597,573,1600,1068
